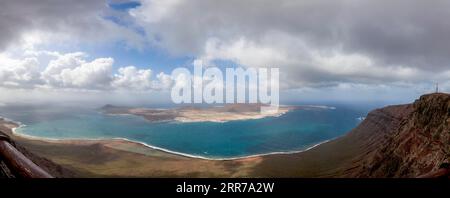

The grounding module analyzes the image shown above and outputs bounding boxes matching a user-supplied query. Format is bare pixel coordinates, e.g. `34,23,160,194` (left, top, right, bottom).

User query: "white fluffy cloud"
112,66,153,90
154,72,173,90
0,54,40,88
59,58,113,89
112,66,173,90
42,52,113,89
0,51,172,91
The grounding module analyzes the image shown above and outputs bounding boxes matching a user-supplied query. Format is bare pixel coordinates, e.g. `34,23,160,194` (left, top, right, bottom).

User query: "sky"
0,0,449,106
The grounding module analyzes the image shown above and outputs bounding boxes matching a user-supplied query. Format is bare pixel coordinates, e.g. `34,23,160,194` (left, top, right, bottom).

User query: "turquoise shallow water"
1,105,365,159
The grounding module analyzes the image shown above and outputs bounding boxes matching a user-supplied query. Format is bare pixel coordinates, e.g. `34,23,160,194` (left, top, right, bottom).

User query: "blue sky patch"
108,1,141,11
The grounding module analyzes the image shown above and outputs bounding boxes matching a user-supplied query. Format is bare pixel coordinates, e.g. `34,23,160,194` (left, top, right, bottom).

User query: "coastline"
0,110,368,177
8,117,330,161
0,104,352,178
0,116,263,177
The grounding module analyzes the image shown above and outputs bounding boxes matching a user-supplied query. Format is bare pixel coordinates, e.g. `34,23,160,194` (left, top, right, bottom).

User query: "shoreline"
0,101,368,178
5,116,331,161
100,104,301,123
101,104,336,124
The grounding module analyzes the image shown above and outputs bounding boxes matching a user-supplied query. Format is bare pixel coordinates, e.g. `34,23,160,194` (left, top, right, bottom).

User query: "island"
99,104,294,123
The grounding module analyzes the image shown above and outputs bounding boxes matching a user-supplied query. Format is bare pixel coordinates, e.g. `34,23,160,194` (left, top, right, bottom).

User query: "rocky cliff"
252,93,449,178
343,93,449,177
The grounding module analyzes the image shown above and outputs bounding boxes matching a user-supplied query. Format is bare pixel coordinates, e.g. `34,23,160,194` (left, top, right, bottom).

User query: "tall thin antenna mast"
435,82,439,93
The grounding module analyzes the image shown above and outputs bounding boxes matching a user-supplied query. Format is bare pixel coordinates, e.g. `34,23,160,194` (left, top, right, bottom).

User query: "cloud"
131,0,450,89
130,0,181,23
0,0,146,51
112,66,153,90
41,52,113,89
0,50,172,91
154,72,174,90
59,58,113,89
112,66,174,90
0,54,41,88
0,0,449,102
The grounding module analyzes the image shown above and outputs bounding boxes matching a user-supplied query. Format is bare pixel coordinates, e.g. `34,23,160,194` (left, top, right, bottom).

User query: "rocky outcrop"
346,93,449,177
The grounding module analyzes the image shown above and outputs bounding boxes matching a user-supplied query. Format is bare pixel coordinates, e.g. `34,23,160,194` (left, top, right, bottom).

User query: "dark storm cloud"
0,0,143,50
0,0,100,49
340,0,450,71
132,0,450,74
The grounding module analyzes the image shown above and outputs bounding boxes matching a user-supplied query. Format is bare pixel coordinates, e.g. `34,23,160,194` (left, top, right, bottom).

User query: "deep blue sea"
0,104,368,159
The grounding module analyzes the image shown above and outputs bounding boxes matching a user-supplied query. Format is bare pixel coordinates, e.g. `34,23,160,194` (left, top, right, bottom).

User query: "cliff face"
346,93,450,177
241,93,449,178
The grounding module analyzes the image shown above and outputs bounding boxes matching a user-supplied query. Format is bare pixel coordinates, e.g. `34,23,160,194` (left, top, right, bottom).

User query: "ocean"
0,104,367,159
